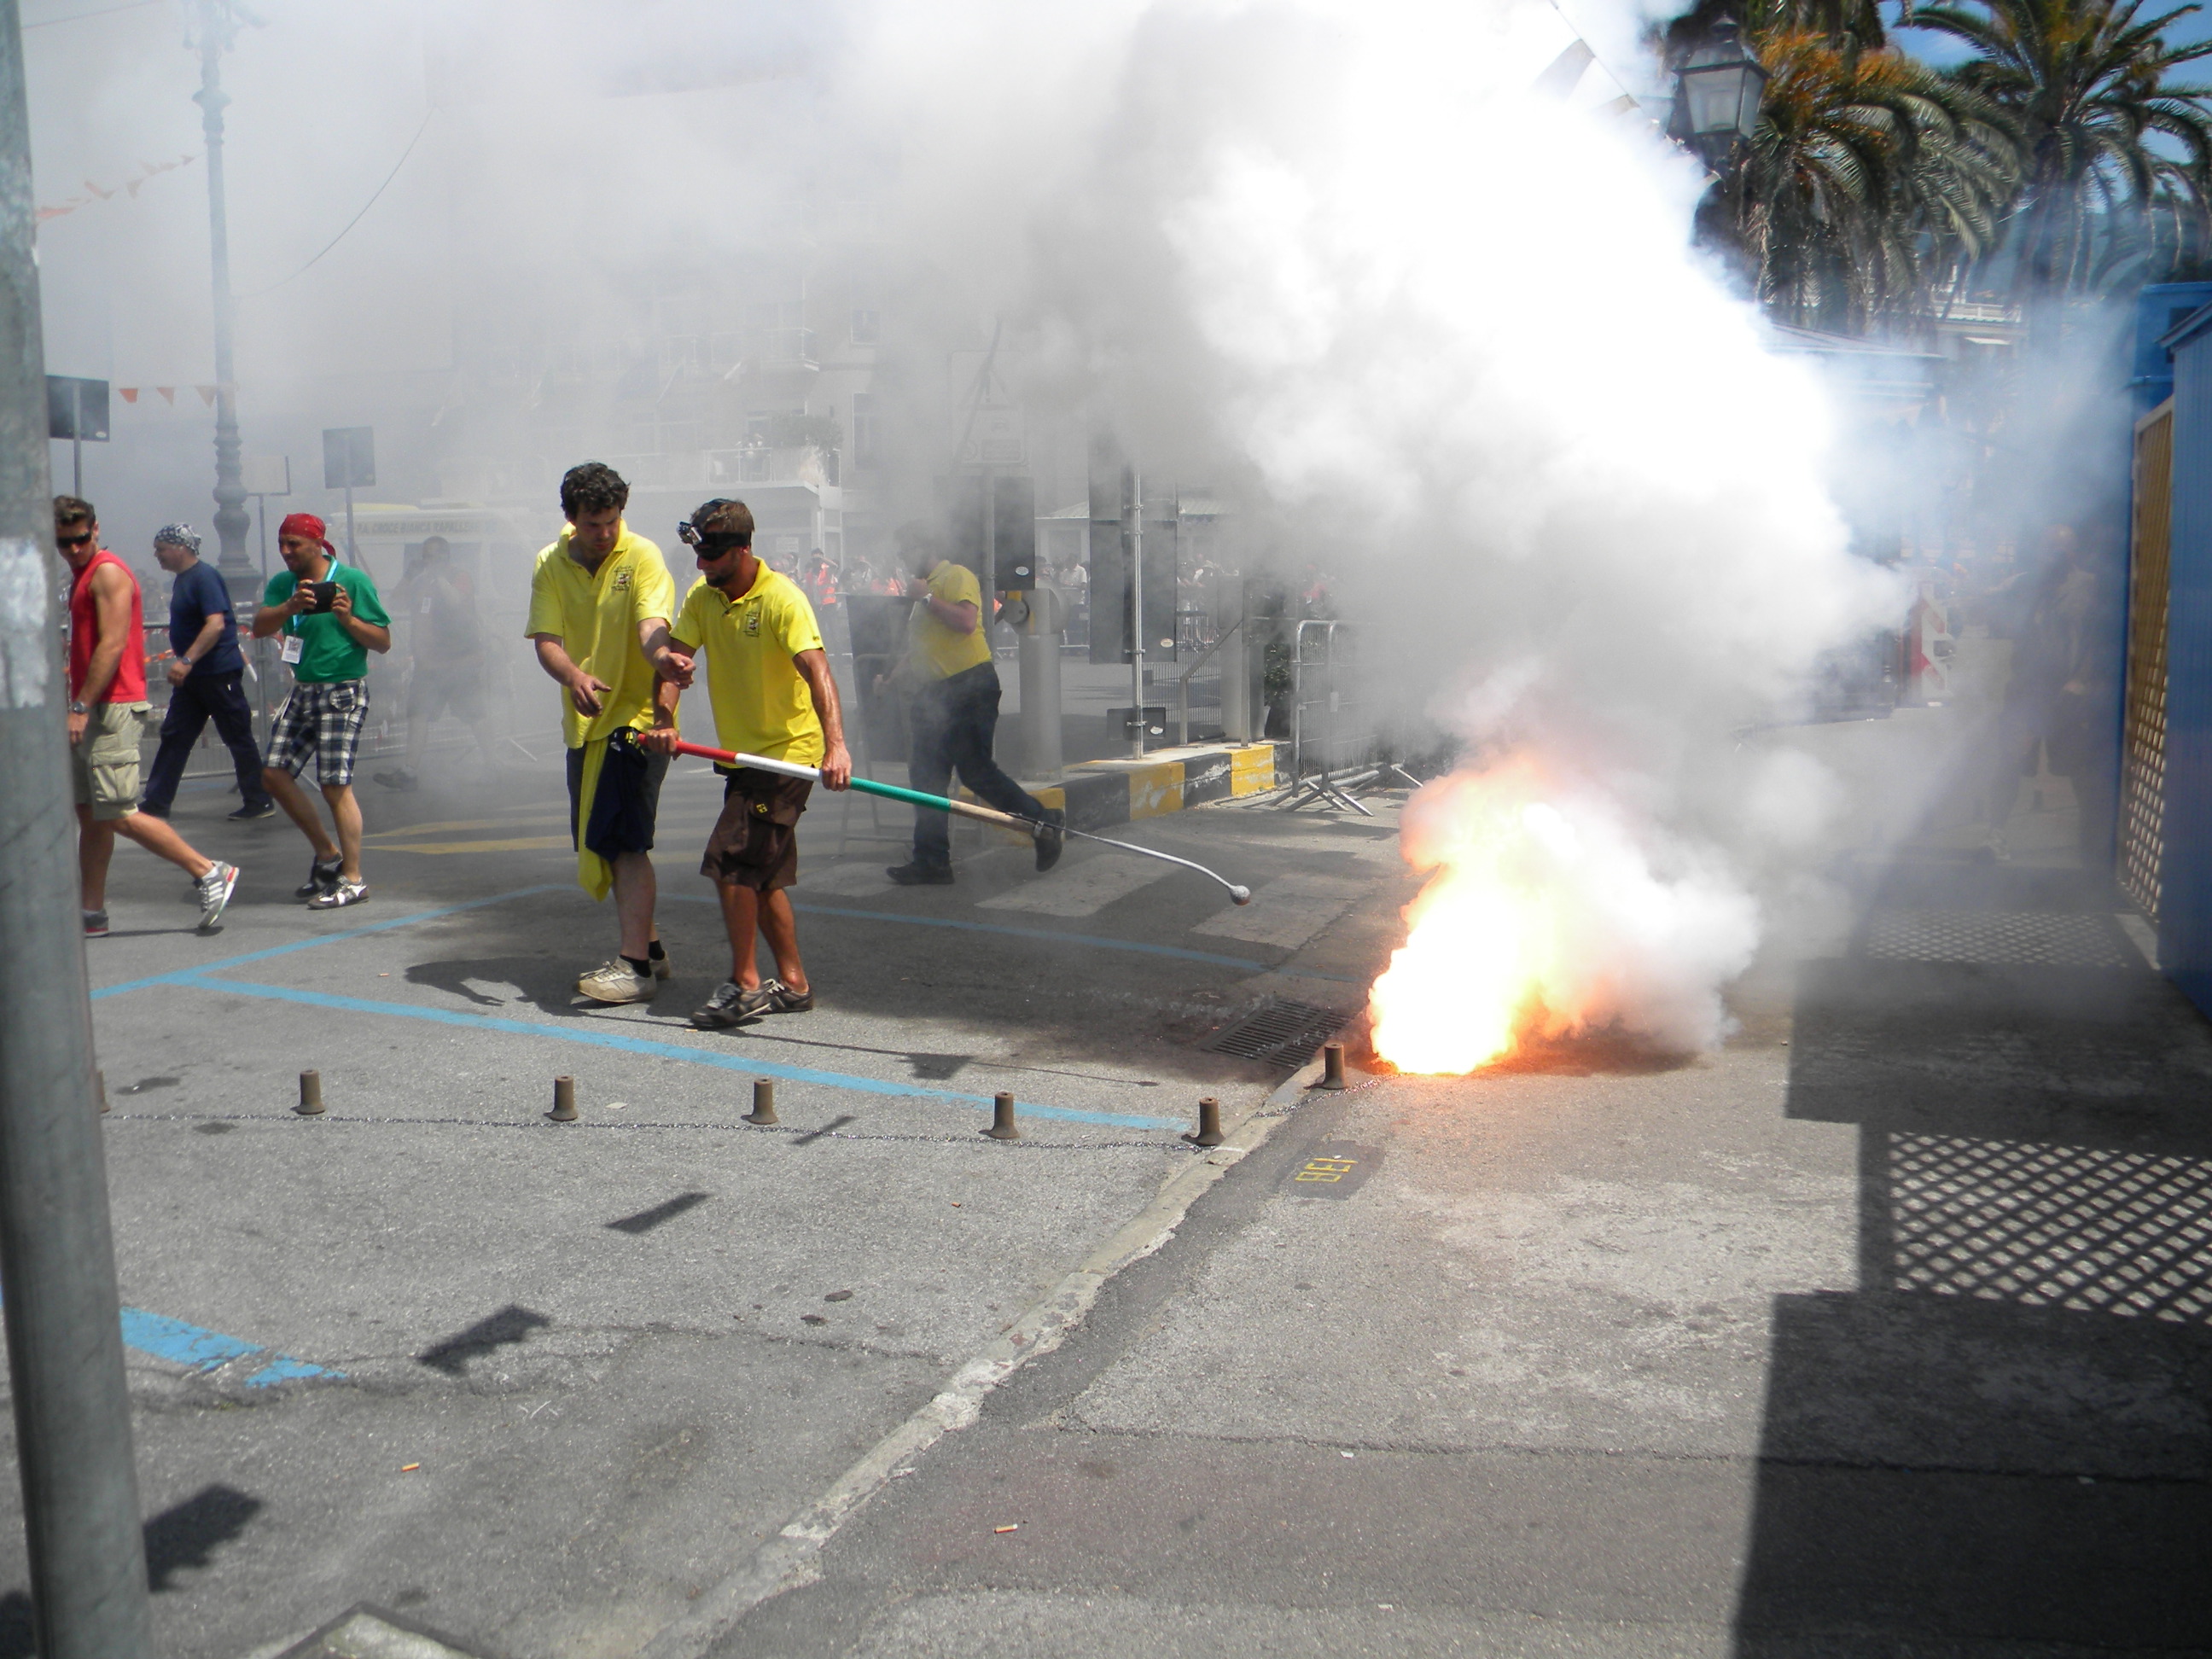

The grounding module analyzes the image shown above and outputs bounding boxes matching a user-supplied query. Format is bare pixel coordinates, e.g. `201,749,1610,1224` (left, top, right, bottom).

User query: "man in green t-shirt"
250,512,393,909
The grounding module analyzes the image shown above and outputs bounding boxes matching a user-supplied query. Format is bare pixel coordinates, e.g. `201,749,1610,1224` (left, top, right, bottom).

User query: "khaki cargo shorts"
71,701,148,820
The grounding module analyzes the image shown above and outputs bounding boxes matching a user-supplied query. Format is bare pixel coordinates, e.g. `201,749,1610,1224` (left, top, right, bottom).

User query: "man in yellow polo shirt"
526,461,682,1004
643,498,851,1029
879,522,1062,884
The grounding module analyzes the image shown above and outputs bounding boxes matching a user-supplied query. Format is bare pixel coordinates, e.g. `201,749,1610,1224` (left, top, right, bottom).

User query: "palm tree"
1744,32,2019,328
1913,0,2212,306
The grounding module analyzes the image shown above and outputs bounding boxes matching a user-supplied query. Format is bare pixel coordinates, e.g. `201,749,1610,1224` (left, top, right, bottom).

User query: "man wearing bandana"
140,521,273,823
250,511,392,909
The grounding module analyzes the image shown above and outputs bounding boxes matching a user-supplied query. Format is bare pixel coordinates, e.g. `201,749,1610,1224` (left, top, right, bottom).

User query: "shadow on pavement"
0,1483,265,1657
1737,864,2212,1654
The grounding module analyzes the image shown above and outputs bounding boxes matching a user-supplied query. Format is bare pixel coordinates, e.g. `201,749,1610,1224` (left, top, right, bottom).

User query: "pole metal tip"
1229,886,1253,905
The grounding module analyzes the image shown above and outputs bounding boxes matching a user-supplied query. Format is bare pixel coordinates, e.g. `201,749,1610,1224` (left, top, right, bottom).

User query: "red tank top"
67,548,147,704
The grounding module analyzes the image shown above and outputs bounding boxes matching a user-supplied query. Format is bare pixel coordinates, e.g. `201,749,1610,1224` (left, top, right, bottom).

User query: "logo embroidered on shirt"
744,607,761,637
613,568,632,591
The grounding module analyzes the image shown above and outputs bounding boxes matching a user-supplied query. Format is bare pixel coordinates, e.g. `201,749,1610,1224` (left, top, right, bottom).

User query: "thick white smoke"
831,0,1900,1062
41,0,1904,1060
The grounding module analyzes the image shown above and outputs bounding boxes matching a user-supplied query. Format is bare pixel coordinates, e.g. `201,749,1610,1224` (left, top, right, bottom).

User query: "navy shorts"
568,737,669,862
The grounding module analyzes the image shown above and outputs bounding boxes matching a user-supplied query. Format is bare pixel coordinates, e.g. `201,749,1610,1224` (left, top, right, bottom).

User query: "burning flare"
1370,760,1761,1074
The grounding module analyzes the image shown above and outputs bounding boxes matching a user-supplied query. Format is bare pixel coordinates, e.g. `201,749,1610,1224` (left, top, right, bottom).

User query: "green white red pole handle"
665,738,1254,905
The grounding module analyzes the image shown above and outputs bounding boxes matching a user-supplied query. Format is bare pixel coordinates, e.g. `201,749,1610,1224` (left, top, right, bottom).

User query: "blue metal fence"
2157,305,2212,1012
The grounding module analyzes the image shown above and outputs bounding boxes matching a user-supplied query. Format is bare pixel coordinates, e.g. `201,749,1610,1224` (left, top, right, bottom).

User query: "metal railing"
1284,619,1377,812
1177,616,1243,746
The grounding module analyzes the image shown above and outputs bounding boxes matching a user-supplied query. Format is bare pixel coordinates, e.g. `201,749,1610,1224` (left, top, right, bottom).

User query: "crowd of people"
60,461,1066,1030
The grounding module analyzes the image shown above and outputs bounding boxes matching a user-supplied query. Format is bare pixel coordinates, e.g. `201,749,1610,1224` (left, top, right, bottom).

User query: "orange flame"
1369,762,1564,1074
1369,758,1762,1075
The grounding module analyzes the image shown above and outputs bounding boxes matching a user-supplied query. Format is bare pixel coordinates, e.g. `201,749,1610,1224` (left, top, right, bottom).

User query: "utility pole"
1127,468,1145,759
185,0,257,599
0,4,156,1656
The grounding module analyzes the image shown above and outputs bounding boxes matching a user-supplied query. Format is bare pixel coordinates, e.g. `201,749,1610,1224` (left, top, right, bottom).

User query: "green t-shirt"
264,560,390,684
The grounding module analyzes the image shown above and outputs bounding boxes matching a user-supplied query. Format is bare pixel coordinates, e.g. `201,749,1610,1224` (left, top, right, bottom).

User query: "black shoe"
1033,806,1066,873
690,979,773,1029
295,855,342,900
137,801,170,821
372,769,420,793
228,801,276,822
762,977,814,1013
885,862,955,886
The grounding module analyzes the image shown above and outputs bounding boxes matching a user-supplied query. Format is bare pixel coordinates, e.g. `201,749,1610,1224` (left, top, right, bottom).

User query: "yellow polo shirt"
906,560,992,680
671,563,826,767
524,524,676,748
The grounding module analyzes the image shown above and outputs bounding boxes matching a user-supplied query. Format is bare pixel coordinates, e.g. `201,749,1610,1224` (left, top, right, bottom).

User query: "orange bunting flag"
195,386,216,407
157,387,175,405
118,387,138,404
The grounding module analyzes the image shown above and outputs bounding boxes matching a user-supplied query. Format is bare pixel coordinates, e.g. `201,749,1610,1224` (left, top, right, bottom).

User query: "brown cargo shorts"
701,766,812,892
71,701,148,821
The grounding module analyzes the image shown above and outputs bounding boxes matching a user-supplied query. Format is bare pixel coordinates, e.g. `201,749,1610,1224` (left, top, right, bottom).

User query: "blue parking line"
115,1307,341,1387
166,975,1188,1131
91,885,569,1001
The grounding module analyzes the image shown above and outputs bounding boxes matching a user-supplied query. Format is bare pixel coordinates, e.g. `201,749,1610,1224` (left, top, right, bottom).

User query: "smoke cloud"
35,0,1906,1059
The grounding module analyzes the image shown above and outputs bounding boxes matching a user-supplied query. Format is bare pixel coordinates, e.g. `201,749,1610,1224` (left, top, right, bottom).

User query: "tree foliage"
1669,0,2212,330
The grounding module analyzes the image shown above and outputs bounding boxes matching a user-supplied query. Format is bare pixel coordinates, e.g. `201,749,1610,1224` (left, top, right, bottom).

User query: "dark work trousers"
143,669,271,815
907,661,1043,869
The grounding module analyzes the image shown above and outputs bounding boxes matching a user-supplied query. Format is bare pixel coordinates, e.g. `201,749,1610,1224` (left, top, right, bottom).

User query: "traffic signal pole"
0,5,155,1655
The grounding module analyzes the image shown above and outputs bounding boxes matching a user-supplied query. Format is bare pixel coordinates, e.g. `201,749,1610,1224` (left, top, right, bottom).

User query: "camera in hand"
306,580,340,614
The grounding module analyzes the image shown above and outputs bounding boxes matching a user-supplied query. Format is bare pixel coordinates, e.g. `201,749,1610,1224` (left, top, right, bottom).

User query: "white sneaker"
578,958,656,1004
195,863,240,933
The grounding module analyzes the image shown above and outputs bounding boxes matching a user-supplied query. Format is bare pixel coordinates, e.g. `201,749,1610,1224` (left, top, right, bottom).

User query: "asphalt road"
0,753,1414,1659
713,858,2212,1659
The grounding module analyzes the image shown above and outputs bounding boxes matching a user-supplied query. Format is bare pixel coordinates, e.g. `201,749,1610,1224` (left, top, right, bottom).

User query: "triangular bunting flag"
195,386,216,406
156,387,175,405
118,387,138,404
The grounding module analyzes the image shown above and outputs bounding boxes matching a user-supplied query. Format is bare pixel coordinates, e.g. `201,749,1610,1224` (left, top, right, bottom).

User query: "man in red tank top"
55,497,239,937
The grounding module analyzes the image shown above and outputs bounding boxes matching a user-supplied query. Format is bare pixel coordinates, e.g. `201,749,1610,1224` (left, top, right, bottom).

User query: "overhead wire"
236,104,434,300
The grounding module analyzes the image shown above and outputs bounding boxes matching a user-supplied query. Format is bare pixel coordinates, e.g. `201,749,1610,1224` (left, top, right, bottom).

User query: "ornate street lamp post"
1670,13,1769,288
182,1,259,598
1672,15,1768,163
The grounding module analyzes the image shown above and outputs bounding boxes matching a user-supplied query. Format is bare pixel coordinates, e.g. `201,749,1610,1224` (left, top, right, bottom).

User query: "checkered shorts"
265,678,370,787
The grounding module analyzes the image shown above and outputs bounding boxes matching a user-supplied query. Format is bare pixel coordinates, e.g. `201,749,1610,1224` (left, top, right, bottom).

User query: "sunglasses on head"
56,530,94,550
678,503,747,556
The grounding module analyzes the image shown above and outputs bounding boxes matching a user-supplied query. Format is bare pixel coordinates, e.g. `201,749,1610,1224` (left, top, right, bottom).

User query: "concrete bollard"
1185,1096,1225,1148
982,1090,1022,1141
1313,1043,1348,1091
294,1070,326,1115
547,1075,578,1122
743,1079,779,1126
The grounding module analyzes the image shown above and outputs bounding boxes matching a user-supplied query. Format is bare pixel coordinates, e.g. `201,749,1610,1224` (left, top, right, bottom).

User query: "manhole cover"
1204,997,1348,1068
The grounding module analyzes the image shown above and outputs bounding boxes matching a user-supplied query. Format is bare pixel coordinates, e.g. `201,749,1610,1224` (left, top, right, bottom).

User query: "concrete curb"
636,1059,1323,1659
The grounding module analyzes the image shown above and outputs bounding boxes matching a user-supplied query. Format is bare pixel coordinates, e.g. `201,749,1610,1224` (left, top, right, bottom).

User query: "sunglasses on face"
56,531,93,550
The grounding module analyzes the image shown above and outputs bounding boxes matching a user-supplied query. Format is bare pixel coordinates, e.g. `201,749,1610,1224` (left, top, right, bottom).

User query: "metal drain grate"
1205,997,1348,1068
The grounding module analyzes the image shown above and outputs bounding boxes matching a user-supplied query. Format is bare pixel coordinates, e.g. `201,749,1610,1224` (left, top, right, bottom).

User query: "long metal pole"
0,5,155,1653
194,11,252,597
1127,467,1144,758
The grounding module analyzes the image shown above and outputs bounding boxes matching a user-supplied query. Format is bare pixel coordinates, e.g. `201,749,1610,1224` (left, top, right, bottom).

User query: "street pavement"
10,739,2212,1658
711,856,2212,1658
0,754,1412,1659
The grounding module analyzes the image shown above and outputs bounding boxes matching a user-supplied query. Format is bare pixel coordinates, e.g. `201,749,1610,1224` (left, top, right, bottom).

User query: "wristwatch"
68,701,86,715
